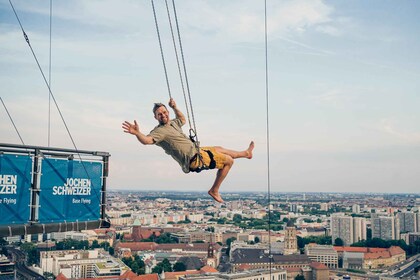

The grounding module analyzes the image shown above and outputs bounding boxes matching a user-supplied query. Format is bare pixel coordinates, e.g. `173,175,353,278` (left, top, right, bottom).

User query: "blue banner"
0,154,32,225
39,158,103,223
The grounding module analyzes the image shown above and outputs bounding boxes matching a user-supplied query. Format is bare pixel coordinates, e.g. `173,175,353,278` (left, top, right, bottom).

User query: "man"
122,98,254,203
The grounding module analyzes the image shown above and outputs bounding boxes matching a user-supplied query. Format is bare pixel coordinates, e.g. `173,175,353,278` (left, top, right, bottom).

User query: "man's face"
154,105,170,125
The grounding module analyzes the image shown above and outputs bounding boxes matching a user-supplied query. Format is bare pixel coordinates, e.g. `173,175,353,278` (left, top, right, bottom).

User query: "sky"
1,0,420,194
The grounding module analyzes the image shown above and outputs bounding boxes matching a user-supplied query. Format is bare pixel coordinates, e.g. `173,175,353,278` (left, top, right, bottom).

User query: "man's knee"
225,155,234,166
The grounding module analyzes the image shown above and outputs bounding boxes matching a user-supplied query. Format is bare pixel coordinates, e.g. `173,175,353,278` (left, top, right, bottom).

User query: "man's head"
153,103,170,125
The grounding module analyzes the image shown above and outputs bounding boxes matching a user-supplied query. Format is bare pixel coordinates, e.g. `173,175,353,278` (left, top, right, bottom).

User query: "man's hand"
168,98,186,125
122,120,140,135
168,98,177,110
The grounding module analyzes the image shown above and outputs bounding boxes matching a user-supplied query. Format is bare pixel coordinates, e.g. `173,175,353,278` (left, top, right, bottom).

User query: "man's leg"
207,141,254,203
208,156,233,203
213,141,254,159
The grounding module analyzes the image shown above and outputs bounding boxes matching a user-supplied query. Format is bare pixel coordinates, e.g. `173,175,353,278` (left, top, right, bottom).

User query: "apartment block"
397,212,417,233
371,216,399,240
331,215,366,246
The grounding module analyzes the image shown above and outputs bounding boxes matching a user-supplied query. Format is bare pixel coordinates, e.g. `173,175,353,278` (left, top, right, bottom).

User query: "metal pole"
101,155,109,221
30,149,41,222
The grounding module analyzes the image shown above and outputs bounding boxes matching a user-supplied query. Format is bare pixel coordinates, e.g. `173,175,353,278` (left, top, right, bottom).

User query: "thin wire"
8,0,101,204
48,0,52,147
171,0,200,149
164,0,192,130
151,0,172,99
264,0,273,275
1,97,25,145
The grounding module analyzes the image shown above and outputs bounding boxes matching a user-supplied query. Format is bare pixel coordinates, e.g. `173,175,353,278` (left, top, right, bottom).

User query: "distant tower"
283,221,298,255
206,237,217,268
131,219,142,241
303,193,306,201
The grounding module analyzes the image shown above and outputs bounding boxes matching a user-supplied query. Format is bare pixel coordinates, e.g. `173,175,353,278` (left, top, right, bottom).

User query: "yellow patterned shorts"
189,147,227,172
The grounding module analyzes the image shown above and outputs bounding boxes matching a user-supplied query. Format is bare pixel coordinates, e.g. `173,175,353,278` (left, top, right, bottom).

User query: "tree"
295,275,305,280
43,272,55,279
297,235,332,249
154,232,177,244
100,241,111,250
334,238,344,246
173,262,186,272
226,237,237,256
20,242,39,265
206,226,215,232
152,258,172,274
122,256,145,275
254,236,260,244
91,240,100,248
367,228,372,240
226,237,236,247
233,214,243,223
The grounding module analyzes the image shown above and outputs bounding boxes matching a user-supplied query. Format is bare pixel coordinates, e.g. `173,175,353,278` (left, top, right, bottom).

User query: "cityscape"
1,190,420,280
1,1,420,280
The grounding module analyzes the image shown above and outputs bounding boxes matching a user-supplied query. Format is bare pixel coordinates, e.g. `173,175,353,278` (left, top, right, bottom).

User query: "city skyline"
1,1,420,193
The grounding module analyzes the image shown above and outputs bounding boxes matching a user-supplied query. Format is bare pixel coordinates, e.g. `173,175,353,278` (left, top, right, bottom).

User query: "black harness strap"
190,149,216,173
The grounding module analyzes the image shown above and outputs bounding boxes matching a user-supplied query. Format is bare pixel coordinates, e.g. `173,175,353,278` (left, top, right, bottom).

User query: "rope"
151,0,205,168
151,0,172,99
0,97,25,145
48,0,52,147
8,0,102,205
264,0,273,274
164,0,192,130
171,0,200,151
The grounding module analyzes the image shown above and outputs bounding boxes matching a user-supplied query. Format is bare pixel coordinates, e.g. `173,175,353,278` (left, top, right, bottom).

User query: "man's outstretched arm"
122,120,154,145
169,98,186,125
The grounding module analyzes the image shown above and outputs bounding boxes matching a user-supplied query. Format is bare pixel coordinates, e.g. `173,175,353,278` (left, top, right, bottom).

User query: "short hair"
153,103,167,115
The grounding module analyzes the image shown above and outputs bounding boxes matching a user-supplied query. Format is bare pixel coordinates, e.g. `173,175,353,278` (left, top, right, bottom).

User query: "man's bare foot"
246,141,255,159
208,191,224,203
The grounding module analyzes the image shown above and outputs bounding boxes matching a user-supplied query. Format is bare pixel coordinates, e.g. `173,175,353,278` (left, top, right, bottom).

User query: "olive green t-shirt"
148,118,196,173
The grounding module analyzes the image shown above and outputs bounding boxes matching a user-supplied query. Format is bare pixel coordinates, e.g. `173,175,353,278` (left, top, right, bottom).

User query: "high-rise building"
417,213,420,232
320,203,329,211
397,212,417,233
331,215,353,246
352,204,361,214
371,216,399,240
290,203,298,213
331,215,367,245
353,217,367,242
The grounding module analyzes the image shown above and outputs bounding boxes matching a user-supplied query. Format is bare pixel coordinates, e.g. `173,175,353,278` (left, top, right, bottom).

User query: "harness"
189,148,216,173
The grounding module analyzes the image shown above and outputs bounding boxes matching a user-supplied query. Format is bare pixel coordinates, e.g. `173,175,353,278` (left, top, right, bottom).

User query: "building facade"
397,212,417,233
331,215,353,245
304,244,338,269
283,226,298,255
371,216,399,240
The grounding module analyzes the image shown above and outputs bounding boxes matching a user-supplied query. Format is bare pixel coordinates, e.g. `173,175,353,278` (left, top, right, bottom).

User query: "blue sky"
1,0,419,194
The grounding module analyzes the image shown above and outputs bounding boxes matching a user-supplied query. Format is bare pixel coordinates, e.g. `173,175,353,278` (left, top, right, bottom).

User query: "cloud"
378,118,420,143
189,0,335,42
310,86,358,108
7,0,336,42
316,25,340,36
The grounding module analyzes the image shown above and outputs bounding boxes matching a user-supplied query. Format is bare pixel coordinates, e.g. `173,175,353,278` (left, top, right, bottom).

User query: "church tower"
205,236,217,268
283,220,298,255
